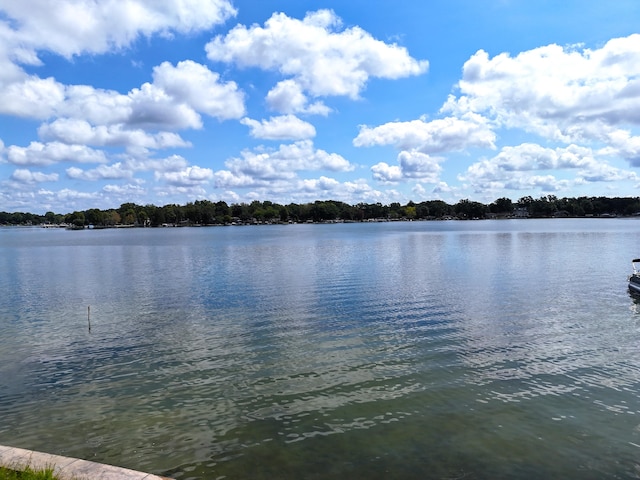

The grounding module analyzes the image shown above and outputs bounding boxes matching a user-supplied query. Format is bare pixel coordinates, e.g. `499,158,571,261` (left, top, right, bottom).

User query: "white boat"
629,259,640,294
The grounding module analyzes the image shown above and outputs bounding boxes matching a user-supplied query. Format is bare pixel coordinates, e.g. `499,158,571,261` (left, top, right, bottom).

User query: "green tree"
85,208,105,226
455,199,487,219
279,206,289,222
122,209,137,225
491,197,513,214
137,209,149,226
424,200,452,218
388,202,402,219
102,209,121,225
403,206,417,219
310,201,339,222
67,211,86,227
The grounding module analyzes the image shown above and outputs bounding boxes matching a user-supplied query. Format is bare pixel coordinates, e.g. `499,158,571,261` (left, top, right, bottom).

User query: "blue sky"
2,1,640,214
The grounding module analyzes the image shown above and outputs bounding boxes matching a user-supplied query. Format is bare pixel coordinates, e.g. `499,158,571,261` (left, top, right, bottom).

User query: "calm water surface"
2,219,640,479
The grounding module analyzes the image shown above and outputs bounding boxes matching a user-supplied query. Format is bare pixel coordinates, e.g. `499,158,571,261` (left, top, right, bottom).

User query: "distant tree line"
2,195,640,227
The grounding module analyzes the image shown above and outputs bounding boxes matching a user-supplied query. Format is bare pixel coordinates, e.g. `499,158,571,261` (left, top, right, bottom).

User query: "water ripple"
3,222,640,479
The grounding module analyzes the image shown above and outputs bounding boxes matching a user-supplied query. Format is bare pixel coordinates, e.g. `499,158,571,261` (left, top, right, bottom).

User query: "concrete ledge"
0,445,173,480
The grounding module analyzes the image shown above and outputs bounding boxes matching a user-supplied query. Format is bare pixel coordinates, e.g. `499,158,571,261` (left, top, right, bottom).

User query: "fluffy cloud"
63,154,194,182
127,83,204,130
1,61,244,181
12,187,102,213
116,60,245,130
397,150,443,181
595,128,640,166
0,76,66,119
356,114,494,185
1,60,244,132
66,163,133,181
39,118,190,150
156,165,214,186
0,1,239,128
10,168,59,184
459,143,638,195
102,183,147,199
508,176,570,193
152,60,245,120
371,151,443,184
0,1,245,212
154,184,209,199
299,175,340,192
443,34,640,147
354,114,496,154
464,144,597,176
5,142,108,166
219,175,388,206
241,115,316,140
371,163,402,184
124,154,190,173
297,177,385,202
57,85,133,125
214,140,354,188
206,9,427,108
125,62,247,129
265,80,331,115
1,0,236,61
356,33,640,197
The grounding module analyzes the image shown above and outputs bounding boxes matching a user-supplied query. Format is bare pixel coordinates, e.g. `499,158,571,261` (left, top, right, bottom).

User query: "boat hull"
629,275,640,293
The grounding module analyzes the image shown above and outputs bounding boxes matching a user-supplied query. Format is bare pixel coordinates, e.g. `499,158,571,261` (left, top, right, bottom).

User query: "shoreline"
0,445,172,480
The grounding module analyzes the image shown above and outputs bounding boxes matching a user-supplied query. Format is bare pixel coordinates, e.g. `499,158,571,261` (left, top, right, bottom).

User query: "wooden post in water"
87,305,91,332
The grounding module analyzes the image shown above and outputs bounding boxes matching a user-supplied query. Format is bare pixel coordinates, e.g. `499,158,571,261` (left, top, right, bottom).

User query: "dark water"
2,219,640,479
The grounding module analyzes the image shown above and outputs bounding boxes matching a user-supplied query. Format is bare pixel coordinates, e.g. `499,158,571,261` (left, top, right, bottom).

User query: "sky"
2,1,640,214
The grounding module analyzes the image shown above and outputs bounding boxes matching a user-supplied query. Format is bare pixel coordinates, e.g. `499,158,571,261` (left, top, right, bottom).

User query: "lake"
1,219,640,479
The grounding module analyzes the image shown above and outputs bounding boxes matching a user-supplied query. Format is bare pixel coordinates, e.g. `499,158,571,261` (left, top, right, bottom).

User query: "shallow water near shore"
2,219,640,479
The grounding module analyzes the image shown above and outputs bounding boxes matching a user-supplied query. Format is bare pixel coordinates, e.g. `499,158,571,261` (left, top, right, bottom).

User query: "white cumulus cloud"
0,61,245,133
265,80,331,115
156,165,214,186
371,163,403,184
443,34,640,150
241,115,316,140
354,114,496,154
371,151,443,184
0,76,65,119
39,118,190,150
5,141,108,166
10,168,59,184
214,140,354,189
152,60,245,120
0,0,237,61
206,9,427,103
66,163,133,181
459,143,638,196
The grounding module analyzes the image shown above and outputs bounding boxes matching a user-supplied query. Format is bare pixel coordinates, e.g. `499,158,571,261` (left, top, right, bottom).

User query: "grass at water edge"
0,465,59,480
